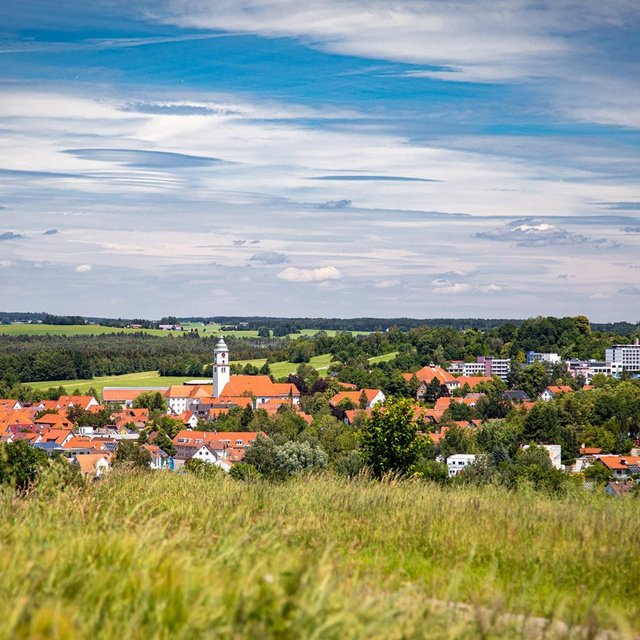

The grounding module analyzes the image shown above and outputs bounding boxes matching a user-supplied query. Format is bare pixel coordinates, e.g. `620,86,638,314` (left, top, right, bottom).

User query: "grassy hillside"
0,473,637,639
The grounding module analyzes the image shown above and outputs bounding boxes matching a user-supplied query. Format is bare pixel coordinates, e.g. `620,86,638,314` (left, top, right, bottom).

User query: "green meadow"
0,323,169,337
0,472,637,639
25,352,397,392
1,323,369,339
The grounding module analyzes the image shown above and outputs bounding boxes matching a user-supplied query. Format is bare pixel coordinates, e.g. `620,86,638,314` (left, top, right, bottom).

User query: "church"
164,336,301,416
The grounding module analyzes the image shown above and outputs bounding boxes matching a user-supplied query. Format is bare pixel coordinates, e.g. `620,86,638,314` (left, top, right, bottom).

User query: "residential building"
329,389,385,409
596,455,640,479
448,356,511,381
540,386,573,401
566,359,623,383
605,339,640,374
526,351,561,366
446,454,477,477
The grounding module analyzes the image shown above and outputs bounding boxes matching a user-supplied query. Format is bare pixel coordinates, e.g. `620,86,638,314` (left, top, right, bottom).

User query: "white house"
539,386,573,402
446,454,477,477
191,444,234,472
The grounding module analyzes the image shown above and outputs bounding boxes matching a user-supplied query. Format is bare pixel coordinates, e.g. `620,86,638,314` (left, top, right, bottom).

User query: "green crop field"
1,472,637,639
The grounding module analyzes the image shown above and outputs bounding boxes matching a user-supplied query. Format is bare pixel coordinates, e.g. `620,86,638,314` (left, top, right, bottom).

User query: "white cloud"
375,279,401,288
277,266,341,283
0,260,11,268
590,293,610,299
431,279,473,295
75,264,92,272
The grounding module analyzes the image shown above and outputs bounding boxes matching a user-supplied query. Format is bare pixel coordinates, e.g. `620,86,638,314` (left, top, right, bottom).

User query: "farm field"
1,323,369,339
1,472,637,639
24,351,397,393
0,323,169,337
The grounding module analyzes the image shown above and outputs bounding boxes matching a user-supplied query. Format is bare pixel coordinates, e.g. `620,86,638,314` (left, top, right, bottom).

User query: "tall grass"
0,473,637,639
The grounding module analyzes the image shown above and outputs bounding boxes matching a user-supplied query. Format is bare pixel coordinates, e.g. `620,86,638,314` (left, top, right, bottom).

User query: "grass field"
0,323,169,337
0,472,637,639
25,351,397,392
1,323,370,339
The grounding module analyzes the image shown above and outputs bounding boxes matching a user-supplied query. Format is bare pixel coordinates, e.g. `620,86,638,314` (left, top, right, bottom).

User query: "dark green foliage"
584,463,612,484
133,391,167,412
0,440,48,490
438,425,475,460
242,435,327,480
152,431,176,457
185,458,225,478
229,461,261,481
360,397,426,478
113,442,152,469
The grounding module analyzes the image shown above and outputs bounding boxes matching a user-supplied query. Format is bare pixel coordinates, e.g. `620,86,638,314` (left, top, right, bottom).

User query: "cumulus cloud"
431,279,502,295
0,231,25,240
250,251,289,265
75,264,92,272
277,266,341,283
476,219,619,249
431,279,473,295
319,199,352,209
621,226,640,233
375,279,401,288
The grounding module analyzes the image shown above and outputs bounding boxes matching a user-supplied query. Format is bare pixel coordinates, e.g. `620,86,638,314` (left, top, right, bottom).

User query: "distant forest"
0,315,638,386
0,311,638,335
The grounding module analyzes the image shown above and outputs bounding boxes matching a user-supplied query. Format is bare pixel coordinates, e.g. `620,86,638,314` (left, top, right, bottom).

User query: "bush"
184,458,225,478
229,462,261,482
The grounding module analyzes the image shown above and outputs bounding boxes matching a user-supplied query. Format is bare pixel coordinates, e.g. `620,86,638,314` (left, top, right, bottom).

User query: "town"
2,320,639,498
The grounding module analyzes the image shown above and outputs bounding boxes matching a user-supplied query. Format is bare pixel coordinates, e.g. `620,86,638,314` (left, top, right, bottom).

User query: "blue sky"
0,1,639,321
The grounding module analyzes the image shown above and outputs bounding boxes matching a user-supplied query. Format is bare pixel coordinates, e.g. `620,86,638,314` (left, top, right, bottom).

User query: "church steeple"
213,336,230,397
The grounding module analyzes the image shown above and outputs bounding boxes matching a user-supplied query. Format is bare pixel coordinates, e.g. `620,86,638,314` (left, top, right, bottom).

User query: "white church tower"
213,336,230,398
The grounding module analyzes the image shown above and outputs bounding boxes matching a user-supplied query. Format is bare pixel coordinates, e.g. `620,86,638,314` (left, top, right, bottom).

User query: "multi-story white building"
605,339,640,374
448,356,511,381
526,351,561,366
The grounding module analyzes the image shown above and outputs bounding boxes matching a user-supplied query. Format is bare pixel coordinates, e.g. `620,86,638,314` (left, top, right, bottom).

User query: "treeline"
0,334,288,384
0,315,637,385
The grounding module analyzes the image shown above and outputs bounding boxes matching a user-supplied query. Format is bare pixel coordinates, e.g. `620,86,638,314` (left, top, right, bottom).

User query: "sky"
0,1,639,321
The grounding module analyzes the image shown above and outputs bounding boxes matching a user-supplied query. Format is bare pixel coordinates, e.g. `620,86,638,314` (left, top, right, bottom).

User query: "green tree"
438,425,475,460
133,391,167,412
519,363,549,399
113,441,152,469
0,440,48,490
361,397,425,478
583,463,612,484
152,430,176,457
